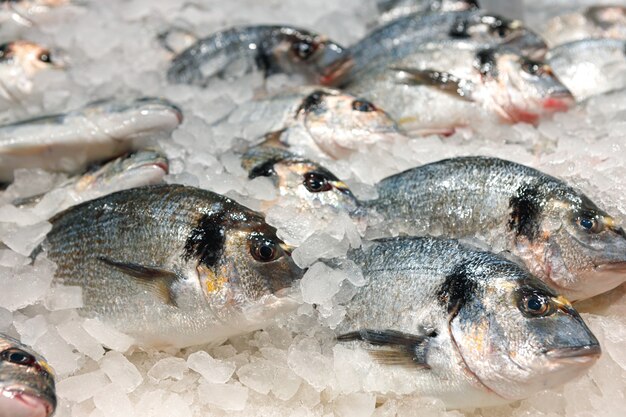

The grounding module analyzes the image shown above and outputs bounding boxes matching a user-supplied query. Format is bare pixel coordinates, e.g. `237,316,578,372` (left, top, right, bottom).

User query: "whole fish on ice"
0,97,182,182
337,236,600,408
38,184,304,348
226,86,403,159
0,333,56,417
167,25,352,87
362,156,626,300
542,5,626,47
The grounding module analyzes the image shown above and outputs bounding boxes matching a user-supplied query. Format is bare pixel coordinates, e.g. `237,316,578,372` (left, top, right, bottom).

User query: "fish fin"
258,129,289,149
391,67,474,102
337,328,437,368
97,256,180,307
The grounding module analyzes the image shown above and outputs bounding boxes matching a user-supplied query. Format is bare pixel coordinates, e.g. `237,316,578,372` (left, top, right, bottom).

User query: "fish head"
192,210,304,321
0,41,60,75
451,13,547,59
448,262,599,401
296,89,400,158
272,28,353,86
516,184,626,300
476,49,574,124
0,335,56,417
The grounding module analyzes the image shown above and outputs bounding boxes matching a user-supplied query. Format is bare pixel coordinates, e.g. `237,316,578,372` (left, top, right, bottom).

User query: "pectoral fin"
337,328,437,368
391,67,474,102
97,256,180,307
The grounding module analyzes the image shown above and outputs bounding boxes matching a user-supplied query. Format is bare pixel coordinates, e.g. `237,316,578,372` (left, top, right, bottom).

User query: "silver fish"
547,38,626,101
345,46,573,132
167,25,352,87
542,5,626,48
241,146,361,216
363,156,626,301
337,236,600,408
0,41,62,104
0,97,182,182
0,0,70,26
0,333,56,417
374,0,479,26
39,184,304,348
226,86,403,159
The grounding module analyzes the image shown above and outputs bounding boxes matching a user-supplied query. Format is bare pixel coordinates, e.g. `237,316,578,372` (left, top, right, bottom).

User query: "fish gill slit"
183,213,226,267
508,183,543,241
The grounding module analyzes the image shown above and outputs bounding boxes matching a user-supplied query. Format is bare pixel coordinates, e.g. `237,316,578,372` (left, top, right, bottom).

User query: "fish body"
0,333,56,417
167,25,352,87
227,86,403,159
542,5,626,47
345,46,573,132
374,0,479,26
40,184,304,348
364,156,626,300
348,10,546,82
547,38,626,101
0,97,182,182
337,236,600,408
0,41,60,104
0,0,70,26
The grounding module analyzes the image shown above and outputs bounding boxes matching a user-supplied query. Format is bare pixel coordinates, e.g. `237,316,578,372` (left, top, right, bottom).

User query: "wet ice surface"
0,0,625,416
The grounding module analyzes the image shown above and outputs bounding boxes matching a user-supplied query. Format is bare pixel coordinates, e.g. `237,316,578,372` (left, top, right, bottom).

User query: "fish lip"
595,261,626,273
319,56,355,86
544,344,601,362
0,387,56,416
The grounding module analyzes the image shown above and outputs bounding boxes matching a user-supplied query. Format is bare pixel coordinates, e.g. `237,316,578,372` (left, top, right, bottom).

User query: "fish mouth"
595,261,626,274
0,388,55,417
545,344,601,364
542,94,575,112
319,56,355,86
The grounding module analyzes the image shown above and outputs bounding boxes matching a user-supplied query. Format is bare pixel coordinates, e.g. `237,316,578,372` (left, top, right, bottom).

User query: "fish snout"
0,388,56,417
542,91,575,113
317,45,354,86
544,342,601,365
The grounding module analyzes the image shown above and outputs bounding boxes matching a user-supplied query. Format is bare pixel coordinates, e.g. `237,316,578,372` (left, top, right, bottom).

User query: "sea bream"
547,38,626,101
344,46,573,132
225,86,403,159
336,236,600,408
374,0,480,26
347,10,547,83
362,156,626,301
0,333,56,417
38,184,304,348
0,41,62,105
542,5,626,48
167,25,352,87
0,0,70,26
0,97,182,182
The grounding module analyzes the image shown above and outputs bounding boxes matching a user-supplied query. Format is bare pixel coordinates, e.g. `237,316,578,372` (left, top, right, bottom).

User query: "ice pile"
0,0,625,416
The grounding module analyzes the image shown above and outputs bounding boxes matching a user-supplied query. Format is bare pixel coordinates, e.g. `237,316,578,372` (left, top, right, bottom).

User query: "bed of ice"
0,0,625,416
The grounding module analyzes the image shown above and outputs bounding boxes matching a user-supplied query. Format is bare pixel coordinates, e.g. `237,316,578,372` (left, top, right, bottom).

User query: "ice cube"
147,357,187,382
57,318,105,361
100,351,143,393
197,380,249,411
57,370,110,402
299,262,345,306
33,328,82,376
82,318,135,352
44,285,83,311
0,257,55,311
14,314,48,346
93,383,135,417
186,350,236,384
334,393,376,417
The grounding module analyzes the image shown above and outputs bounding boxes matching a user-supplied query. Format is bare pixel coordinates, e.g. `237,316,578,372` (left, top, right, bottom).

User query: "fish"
0,0,70,26
241,146,361,216
224,86,403,159
374,0,480,26
0,333,56,417
0,97,182,182
38,184,304,348
336,236,600,408
547,38,626,102
344,46,573,132
166,25,352,87
347,10,547,82
361,156,626,301
0,41,62,104
13,150,169,211
542,5,626,48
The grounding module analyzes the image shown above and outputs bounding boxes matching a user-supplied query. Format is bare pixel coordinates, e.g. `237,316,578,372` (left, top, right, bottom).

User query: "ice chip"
0,221,52,255
197,380,249,411
100,351,143,393
57,370,110,402
14,314,48,346
300,262,346,306
82,318,135,352
57,318,105,361
147,357,187,382
335,393,376,417
0,257,55,311
44,285,83,311
93,383,136,417
186,350,236,384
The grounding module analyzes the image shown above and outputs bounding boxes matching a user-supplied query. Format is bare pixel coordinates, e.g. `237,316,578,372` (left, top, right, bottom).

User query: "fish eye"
303,172,332,193
1,348,37,367
291,40,318,60
518,293,555,318
351,99,376,112
521,60,552,77
250,237,280,262
492,25,509,38
38,50,52,64
577,215,604,234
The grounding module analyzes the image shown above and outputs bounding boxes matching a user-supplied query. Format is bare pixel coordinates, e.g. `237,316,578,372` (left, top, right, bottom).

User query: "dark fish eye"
1,348,36,367
303,172,332,193
291,40,318,60
351,99,376,112
494,26,509,38
518,293,555,318
38,51,52,64
250,238,279,262
577,215,603,233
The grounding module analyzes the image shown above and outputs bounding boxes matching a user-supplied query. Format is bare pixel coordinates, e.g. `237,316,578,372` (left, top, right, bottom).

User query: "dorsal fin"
391,67,474,102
